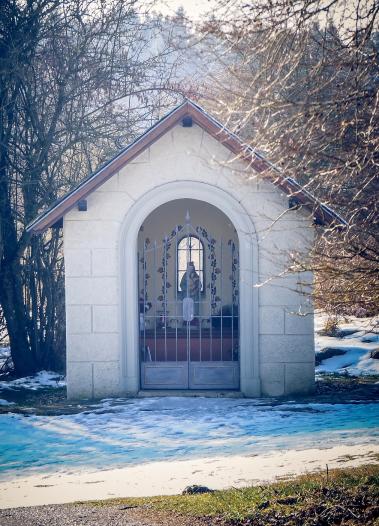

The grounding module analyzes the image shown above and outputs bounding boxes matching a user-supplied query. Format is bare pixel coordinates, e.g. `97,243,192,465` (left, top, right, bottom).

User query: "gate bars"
138,213,239,365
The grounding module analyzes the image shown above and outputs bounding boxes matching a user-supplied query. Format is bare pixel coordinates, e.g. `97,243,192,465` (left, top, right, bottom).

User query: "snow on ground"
315,313,379,375
0,370,66,391
0,396,378,508
0,399,15,406
0,346,65,391
314,312,378,335
316,341,379,375
0,396,378,478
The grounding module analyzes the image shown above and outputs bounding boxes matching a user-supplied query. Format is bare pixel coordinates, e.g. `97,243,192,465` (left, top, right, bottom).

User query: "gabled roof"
27,99,346,233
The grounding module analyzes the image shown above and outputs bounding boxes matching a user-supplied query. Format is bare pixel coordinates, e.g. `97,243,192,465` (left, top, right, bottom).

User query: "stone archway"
120,180,260,396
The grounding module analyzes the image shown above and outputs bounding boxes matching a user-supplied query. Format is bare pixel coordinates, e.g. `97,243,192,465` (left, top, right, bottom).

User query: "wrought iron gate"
139,212,239,390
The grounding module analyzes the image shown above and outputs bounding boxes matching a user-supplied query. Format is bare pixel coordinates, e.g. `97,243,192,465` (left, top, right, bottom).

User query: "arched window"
177,235,204,292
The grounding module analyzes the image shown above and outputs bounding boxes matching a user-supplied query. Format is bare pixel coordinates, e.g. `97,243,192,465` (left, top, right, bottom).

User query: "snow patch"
0,370,66,391
315,313,379,376
361,333,379,343
0,396,378,478
0,347,11,369
0,399,15,406
316,346,379,375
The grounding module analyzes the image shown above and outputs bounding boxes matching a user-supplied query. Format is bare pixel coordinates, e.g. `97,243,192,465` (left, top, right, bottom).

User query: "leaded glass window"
177,236,204,292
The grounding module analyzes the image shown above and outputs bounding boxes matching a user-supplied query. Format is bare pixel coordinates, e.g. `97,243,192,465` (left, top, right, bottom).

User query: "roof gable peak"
27,100,345,233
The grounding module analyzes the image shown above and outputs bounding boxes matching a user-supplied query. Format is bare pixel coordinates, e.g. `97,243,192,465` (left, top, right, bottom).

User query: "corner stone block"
64,220,120,249
259,280,306,306
259,306,284,334
93,362,122,397
260,363,285,396
66,305,91,334
285,363,315,395
92,249,117,277
118,164,157,199
260,334,314,363
65,277,118,305
93,305,118,333
285,309,314,335
64,249,91,277
67,333,120,362
258,249,287,278
66,362,93,399
88,191,134,222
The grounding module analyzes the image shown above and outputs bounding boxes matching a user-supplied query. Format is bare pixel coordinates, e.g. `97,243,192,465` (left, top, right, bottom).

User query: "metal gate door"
139,212,239,390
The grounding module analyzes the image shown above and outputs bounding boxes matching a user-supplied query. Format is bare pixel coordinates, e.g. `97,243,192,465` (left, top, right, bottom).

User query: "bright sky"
157,0,362,30
157,0,216,19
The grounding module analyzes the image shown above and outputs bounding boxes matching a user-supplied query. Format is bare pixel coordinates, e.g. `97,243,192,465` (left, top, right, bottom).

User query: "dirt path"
0,503,209,526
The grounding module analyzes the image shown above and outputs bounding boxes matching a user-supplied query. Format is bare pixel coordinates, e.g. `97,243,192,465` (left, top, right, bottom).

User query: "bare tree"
197,0,379,318
0,0,178,375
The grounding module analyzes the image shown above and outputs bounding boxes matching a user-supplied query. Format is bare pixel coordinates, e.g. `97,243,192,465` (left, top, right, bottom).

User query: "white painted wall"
64,122,314,399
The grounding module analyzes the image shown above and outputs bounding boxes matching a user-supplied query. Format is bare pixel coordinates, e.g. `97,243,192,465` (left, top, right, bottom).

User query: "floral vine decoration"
196,226,221,313
228,239,239,307
157,226,183,311
139,237,152,314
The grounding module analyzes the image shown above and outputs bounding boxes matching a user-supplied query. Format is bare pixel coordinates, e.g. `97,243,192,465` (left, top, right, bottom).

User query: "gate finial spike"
185,210,190,223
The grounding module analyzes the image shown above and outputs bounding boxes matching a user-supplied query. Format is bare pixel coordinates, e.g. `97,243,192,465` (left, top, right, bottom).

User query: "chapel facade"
27,101,343,399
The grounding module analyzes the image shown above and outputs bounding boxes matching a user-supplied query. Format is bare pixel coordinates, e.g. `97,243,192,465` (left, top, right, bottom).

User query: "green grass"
86,465,379,524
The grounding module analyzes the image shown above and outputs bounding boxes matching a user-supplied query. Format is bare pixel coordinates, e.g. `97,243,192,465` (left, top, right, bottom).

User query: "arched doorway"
138,199,239,390
120,181,260,396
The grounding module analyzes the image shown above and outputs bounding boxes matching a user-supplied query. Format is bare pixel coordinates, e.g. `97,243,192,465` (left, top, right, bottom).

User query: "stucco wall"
64,122,314,399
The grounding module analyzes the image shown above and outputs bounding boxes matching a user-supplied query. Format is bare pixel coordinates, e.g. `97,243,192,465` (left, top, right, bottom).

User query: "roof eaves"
186,102,346,226
26,100,190,233
27,98,346,232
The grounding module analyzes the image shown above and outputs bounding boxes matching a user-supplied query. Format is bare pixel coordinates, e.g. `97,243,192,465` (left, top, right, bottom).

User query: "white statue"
180,261,201,318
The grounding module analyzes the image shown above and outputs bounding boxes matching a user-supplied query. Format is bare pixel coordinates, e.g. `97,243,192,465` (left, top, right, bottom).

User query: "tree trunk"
0,261,36,376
